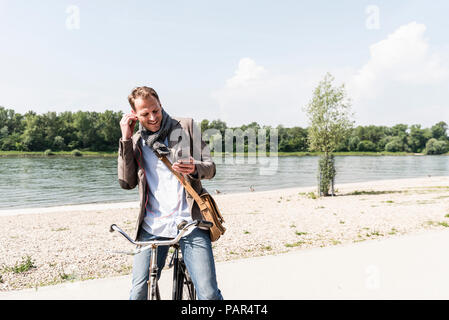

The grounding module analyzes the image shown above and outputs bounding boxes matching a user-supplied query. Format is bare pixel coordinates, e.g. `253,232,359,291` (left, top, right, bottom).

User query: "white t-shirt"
140,138,193,238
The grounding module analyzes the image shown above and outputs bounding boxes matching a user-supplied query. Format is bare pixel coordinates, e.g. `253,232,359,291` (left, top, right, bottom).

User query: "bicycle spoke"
181,262,196,300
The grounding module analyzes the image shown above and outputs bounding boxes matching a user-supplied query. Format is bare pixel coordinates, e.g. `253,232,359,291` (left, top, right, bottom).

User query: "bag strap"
154,153,209,212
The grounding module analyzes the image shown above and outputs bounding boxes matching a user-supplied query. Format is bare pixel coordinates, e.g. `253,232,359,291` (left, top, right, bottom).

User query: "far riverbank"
2,150,448,158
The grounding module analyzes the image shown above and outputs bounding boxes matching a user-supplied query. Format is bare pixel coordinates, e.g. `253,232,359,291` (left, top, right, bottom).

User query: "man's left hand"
172,157,196,175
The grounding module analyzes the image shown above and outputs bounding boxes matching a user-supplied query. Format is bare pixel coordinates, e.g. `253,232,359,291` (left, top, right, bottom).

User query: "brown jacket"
117,117,216,240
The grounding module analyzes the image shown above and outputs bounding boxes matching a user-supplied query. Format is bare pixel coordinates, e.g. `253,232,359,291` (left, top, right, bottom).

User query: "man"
118,86,223,300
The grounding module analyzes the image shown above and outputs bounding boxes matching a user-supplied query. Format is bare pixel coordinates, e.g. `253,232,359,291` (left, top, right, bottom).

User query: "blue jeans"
129,227,223,300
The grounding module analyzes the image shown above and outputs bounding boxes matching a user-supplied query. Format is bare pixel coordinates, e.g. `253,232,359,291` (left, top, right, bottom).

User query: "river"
0,155,448,209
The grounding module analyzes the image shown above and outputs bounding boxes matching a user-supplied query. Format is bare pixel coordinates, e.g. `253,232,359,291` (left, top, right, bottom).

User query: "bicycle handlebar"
110,220,213,255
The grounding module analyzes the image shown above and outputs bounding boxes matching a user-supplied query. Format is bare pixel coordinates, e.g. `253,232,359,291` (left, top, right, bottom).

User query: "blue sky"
0,0,448,127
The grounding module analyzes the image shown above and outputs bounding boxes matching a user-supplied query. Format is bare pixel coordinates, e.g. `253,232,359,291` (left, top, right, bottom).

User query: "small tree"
357,140,377,152
425,138,448,155
53,135,66,151
304,73,354,196
385,136,406,152
431,121,448,140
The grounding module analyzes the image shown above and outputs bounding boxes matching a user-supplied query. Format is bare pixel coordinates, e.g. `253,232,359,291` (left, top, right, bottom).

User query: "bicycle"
109,219,213,300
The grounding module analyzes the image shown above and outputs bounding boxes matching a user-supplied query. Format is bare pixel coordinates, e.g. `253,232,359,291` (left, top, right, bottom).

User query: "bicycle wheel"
183,261,196,300
174,260,196,300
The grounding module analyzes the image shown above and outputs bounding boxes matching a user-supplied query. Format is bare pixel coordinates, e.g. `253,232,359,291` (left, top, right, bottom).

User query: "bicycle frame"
148,244,160,300
109,220,211,300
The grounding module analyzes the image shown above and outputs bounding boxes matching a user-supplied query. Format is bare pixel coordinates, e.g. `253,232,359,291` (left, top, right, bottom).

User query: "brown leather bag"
156,155,226,242
197,192,226,242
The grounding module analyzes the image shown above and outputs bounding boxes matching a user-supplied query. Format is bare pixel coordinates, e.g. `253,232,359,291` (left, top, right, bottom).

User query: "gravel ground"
1,176,449,291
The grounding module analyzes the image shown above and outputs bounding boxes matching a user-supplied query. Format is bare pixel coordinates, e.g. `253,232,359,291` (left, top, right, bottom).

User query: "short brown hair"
128,86,161,111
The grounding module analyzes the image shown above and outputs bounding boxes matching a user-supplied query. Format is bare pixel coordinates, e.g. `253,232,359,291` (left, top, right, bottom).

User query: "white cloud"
347,22,449,126
224,58,267,88
213,22,449,129
211,58,331,127
351,22,448,98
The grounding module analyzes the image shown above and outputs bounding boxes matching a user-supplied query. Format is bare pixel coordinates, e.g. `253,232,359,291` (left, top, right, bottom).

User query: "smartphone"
177,157,200,164
178,158,192,164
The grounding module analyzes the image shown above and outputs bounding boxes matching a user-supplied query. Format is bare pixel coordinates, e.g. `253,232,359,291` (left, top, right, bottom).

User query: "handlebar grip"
177,220,188,230
109,224,137,245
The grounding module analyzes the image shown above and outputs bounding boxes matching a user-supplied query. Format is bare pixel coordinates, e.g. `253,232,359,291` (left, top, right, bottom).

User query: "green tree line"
0,106,448,154
0,107,122,151
200,119,449,155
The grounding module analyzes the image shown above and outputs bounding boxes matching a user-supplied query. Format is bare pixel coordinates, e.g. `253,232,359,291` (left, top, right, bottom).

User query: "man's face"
133,97,163,132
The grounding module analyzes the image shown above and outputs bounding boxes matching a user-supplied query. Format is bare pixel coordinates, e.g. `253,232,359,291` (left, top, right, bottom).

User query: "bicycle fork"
147,245,161,300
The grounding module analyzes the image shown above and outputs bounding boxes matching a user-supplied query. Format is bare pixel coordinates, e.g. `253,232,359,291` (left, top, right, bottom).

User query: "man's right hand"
120,113,138,140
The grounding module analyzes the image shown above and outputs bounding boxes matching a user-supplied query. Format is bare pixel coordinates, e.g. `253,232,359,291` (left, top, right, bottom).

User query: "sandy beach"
1,175,449,291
